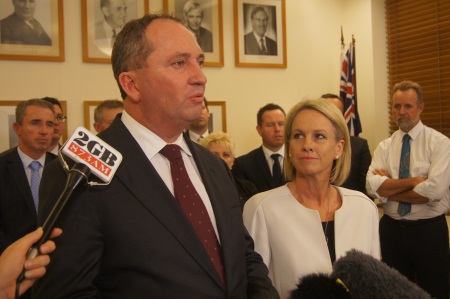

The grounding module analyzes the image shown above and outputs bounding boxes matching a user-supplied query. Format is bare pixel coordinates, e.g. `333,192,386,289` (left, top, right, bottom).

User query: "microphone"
290,249,431,299
16,127,122,285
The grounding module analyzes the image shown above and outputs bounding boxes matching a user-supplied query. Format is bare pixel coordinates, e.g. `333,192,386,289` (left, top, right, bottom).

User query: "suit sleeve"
359,139,372,197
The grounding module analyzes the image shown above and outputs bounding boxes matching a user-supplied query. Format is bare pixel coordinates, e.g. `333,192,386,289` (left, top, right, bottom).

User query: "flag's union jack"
340,42,362,136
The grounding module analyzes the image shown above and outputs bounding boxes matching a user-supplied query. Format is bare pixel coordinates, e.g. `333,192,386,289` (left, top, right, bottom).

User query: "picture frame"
0,0,64,62
164,0,224,67
84,101,102,133
208,101,226,132
234,0,286,68
0,100,68,153
82,0,149,63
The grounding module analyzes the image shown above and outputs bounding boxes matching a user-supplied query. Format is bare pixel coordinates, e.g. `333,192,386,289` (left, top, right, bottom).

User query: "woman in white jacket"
243,99,380,299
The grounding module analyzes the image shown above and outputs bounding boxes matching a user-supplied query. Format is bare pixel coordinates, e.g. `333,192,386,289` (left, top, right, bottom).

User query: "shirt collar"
17,147,46,169
121,111,192,159
400,120,423,140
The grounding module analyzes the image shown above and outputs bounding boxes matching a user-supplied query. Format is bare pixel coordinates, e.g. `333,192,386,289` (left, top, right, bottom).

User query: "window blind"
386,0,450,137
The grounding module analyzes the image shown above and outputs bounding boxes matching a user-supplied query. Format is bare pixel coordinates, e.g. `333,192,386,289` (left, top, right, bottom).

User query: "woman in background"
243,99,380,299
200,132,258,209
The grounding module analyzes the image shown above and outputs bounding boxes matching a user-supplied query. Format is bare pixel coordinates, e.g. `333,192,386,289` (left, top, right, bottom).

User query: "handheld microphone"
16,127,122,285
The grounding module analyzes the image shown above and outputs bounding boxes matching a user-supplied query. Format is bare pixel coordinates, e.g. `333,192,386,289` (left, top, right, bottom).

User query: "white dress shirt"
120,111,220,239
366,121,450,220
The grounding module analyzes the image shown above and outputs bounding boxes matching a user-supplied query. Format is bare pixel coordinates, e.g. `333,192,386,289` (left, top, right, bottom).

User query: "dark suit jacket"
244,32,277,56
0,13,51,45
232,146,285,193
341,136,372,198
34,118,279,299
0,148,55,253
194,26,213,52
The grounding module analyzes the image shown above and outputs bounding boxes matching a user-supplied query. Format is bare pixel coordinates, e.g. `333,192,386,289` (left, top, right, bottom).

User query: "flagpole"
352,34,358,133
341,26,345,49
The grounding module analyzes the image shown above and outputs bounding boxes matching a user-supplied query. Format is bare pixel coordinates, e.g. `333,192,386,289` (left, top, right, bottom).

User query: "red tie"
160,144,225,285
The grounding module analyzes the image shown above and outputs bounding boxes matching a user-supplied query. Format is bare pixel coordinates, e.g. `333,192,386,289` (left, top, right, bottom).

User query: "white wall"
0,0,389,156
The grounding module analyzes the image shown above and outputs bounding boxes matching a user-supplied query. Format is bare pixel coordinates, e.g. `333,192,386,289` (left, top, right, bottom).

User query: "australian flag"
340,42,362,136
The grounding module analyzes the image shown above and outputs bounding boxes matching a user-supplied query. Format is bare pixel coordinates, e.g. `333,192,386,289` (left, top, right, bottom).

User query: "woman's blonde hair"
284,98,351,185
198,131,235,157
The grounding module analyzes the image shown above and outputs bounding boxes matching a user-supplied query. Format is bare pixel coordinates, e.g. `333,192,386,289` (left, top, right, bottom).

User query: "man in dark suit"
321,94,372,197
0,0,51,45
41,97,66,155
0,99,56,299
0,99,56,253
244,6,277,56
34,14,279,299
183,1,213,52
232,103,286,193
94,0,127,55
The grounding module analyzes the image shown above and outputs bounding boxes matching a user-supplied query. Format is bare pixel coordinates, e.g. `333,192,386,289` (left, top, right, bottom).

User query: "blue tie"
398,134,411,216
29,161,41,212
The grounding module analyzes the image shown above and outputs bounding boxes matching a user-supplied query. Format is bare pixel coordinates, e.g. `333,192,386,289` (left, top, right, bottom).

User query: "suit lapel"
100,122,224,288
255,147,274,189
6,148,37,219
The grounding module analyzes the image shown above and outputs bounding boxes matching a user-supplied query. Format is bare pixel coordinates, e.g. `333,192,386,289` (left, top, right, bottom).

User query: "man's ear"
119,72,140,103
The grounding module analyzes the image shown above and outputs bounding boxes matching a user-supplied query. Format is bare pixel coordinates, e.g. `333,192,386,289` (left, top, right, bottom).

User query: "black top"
322,220,336,263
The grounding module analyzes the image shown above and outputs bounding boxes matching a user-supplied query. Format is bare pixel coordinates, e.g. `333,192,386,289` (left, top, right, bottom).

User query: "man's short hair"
41,96,63,112
183,1,203,18
100,0,110,9
392,80,424,104
111,13,181,99
16,99,55,125
251,6,268,19
94,99,124,123
257,103,285,126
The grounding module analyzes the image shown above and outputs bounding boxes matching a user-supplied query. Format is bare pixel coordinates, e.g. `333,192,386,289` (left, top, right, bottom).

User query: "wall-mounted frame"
0,100,68,153
234,0,286,68
0,0,64,62
164,0,224,67
82,0,149,63
208,101,226,132
84,101,102,133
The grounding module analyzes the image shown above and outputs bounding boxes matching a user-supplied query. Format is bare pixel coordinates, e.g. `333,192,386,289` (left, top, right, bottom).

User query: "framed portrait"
208,101,226,132
0,100,68,153
84,101,102,133
0,0,64,62
234,0,286,68
82,0,149,63
164,0,224,67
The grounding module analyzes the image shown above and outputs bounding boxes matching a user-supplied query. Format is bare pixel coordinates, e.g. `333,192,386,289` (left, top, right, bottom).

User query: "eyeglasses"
56,115,67,123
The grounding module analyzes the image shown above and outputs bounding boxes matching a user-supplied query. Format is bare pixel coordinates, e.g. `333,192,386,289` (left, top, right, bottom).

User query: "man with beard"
367,80,450,299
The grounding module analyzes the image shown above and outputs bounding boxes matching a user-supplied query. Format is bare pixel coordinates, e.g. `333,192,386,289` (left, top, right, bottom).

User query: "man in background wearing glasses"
42,97,66,155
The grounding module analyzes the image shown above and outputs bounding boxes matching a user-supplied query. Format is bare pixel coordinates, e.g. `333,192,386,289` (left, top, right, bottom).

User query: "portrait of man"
0,0,52,46
243,5,277,56
94,0,127,56
182,0,213,52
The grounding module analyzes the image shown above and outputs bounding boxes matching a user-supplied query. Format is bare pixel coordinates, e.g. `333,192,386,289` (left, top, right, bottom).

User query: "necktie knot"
29,161,41,172
403,134,411,143
160,144,183,162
